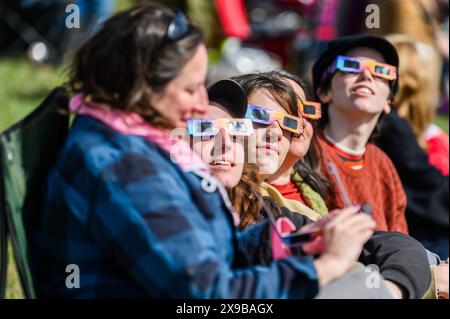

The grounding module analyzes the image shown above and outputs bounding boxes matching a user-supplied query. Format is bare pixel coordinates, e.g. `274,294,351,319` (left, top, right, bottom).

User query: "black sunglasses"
166,10,189,41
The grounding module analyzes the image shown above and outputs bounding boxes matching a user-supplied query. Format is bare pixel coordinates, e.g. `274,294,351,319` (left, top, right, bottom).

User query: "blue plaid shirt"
32,115,318,298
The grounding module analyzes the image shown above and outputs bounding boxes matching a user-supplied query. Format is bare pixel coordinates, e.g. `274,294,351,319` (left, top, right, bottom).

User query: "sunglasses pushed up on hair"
165,10,189,41
187,118,254,137
245,105,305,135
322,55,397,81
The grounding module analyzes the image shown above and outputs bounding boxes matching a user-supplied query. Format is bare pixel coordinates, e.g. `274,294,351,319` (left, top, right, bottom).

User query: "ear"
317,87,331,104
384,100,392,114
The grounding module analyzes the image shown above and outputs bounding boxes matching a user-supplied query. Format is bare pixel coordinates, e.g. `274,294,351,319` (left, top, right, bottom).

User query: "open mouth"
351,85,374,96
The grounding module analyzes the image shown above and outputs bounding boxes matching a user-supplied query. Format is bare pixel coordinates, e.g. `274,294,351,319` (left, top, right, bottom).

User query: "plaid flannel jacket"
31,115,318,298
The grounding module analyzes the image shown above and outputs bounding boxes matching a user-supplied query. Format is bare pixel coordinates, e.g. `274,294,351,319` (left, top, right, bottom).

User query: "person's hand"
322,206,375,263
436,263,449,299
313,206,376,287
299,212,339,255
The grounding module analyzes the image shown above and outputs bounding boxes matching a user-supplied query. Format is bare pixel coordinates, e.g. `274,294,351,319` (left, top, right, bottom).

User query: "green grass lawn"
434,113,449,134
1,56,449,299
5,242,23,299
0,57,66,132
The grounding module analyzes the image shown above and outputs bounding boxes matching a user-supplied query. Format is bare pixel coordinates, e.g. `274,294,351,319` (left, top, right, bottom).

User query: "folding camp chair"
0,184,6,298
0,87,69,298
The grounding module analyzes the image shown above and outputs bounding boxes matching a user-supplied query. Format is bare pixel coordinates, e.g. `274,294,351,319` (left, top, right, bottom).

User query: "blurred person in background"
374,35,449,259
205,0,324,81
387,34,449,176
364,0,448,115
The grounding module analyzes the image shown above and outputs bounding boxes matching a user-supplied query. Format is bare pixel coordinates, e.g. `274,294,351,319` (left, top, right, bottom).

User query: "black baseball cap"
312,34,399,95
207,79,248,118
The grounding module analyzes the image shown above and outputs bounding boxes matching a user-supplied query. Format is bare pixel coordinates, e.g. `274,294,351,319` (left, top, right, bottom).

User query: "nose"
266,121,283,143
193,87,209,115
358,68,374,82
299,116,306,134
215,128,233,156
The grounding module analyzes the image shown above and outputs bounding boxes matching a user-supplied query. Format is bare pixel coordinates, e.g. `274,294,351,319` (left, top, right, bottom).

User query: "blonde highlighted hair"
386,34,441,147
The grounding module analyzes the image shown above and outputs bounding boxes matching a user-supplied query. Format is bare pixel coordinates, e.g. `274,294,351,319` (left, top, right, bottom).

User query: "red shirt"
423,124,449,176
317,132,408,234
271,181,307,205
322,135,365,170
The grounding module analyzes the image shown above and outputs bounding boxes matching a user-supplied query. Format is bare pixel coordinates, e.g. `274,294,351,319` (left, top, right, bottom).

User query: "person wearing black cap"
192,79,249,189
311,37,449,299
311,35,409,235
207,78,248,118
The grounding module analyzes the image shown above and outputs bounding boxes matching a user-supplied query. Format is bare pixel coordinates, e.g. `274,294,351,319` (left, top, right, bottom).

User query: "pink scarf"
69,94,208,173
69,94,245,227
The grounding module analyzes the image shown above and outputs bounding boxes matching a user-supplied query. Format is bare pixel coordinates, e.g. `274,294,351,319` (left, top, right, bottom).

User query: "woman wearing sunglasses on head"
198,74,432,299
31,3,348,299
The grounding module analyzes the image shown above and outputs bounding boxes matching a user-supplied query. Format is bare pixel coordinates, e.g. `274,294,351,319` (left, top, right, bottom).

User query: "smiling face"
247,89,292,179
318,47,392,117
192,103,245,188
150,44,209,128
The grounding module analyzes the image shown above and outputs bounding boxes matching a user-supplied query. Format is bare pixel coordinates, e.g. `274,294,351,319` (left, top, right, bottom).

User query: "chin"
212,172,234,188
292,150,308,158
349,100,383,113
258,162,278,175
219,178,238,189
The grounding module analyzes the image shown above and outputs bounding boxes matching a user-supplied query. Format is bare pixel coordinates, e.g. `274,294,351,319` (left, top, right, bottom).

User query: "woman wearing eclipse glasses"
259,70,330,219
32,2,350,299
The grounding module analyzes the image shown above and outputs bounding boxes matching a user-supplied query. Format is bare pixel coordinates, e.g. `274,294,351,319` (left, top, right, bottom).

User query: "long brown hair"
270,70,330,199
228,163,287,230
67,2,203,128
229,73,300,229
227,163,263,230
